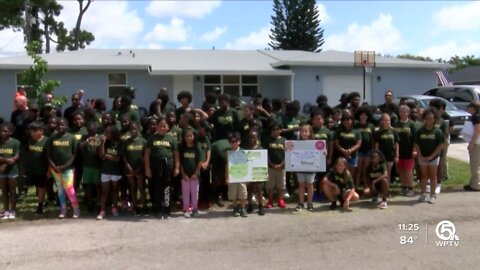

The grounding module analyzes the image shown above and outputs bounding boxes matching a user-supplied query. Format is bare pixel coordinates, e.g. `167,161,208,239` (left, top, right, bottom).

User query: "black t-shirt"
472,112,480,125
10,110,27,141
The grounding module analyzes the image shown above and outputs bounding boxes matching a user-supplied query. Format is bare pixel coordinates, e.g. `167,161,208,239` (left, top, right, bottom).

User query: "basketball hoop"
354,51,376,101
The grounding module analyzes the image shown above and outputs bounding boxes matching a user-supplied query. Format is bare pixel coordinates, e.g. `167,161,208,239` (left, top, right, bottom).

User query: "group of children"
0,90,449,220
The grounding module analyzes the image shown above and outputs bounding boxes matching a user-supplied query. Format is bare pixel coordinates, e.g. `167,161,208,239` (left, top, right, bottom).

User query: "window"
203,75,258,97
108,73,127,98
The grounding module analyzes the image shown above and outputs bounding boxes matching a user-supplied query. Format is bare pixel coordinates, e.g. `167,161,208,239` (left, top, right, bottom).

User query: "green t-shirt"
354,122,374,153
70,127,88,142
146,133,178,164
280,114,301,140
24,136,49,175
326,170,354,190
313,126,332,142
169,125,183,143
123,136,146,170
0,138,21,175
334,126,361,156
266,136,286,166
415,126,444,158
81,136,102,169
211,108,239,141
366,163,386,183
101,140,122,175
435,119,449,139
46,133,78,168
374,128,399,162
120,110,141,125
197,135,211,162
394,120,417,159
210,139,231,171
179,144,202,177
120,131,132,143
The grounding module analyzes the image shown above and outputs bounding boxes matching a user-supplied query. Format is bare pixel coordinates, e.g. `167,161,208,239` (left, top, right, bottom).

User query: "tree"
19,41,66,107
397,54,433,62
0,0,94,53
269,0,324,52
448,55,480,72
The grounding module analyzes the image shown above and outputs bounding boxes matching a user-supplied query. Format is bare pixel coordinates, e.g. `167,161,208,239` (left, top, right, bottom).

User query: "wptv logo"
435,220,460,247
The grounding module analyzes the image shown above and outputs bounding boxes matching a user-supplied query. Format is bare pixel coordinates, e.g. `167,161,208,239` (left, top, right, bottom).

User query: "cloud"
144,18,191,43
180,46,194,50
324,13,406,53
59,1,144,48
146,1,221,19
0,29,25,57
433,2,480,31
199,27,228,42
417,40,480,60
224,27,270,50
316,3,331,24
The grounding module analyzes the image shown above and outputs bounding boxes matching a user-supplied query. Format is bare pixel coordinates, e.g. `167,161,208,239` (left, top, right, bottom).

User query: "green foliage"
397,54,433,62
448,55,480,72
269,0,324,52
0,0,24,30
19,41,65,107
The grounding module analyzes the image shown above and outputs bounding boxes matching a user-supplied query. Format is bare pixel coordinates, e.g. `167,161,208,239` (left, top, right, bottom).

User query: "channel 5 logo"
435,220,460,247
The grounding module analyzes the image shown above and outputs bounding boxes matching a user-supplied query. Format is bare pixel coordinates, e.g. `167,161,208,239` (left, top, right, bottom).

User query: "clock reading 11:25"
397,223,420,231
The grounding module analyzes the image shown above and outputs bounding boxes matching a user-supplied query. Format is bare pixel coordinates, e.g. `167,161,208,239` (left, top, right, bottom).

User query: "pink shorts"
397,158,415,170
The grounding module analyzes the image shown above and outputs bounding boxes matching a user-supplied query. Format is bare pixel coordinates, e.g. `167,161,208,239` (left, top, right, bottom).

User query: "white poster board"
228,150,268,183
285,140,327,172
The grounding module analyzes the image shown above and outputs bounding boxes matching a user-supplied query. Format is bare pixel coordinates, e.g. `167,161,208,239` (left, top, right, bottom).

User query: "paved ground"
1,191,478,270
447,137,469,163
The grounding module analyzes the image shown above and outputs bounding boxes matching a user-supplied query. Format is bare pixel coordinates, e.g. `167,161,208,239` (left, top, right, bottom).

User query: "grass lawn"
0,158,472,222
443,158,470,188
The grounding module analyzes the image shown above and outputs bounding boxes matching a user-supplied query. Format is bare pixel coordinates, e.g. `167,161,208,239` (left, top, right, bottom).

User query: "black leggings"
150,159,172,215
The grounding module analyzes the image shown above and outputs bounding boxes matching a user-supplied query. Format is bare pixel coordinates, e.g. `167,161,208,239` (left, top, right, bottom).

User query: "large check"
285,140,327,172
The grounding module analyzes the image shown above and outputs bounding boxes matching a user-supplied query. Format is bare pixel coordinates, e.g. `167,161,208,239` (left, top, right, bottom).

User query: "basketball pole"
363,66,366,100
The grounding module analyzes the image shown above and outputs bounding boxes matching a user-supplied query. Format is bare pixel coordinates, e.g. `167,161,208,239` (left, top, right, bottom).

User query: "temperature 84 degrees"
400,235,418,245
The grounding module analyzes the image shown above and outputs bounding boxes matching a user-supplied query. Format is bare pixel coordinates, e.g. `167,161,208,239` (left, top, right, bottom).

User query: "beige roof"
0,49,448,73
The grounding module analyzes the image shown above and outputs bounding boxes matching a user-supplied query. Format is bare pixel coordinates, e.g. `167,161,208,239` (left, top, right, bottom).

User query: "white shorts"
296,173,315,184
101,174,122,182
418,156,440,166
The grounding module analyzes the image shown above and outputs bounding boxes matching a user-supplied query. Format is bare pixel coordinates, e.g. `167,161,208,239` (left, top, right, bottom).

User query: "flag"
435,68,453,86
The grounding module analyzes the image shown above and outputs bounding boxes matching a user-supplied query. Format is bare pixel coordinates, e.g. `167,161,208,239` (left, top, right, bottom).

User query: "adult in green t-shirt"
210,94,240,142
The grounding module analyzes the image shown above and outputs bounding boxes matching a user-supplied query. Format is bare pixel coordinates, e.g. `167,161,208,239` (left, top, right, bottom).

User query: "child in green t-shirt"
0,123,21,219
25,121,49,215
366,150,389,209
123,122,147,216
79,121,102,214
179,128,202,218
46,118,80,219
321,157,359,212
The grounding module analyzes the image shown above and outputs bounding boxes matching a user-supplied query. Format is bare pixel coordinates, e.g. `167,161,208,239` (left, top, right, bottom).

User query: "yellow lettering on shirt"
29,145,43,152
53,140,69,146
340,132,355,139
395,127,411,133
183,152,196,159
420,134,435,140
0,148,13,154
269,143,284,150
127,145,143,151
106,148,117,155
380,134,394,140
74,134,82,141
153,141,171,147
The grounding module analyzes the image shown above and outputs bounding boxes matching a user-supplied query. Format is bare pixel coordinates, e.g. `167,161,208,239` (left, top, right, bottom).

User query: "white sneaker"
8,211,16,219
435,184,441,194
406,189,415,197
1,211,10,220
418,194,427,203
378,201,388,209
283,192,290,199
428,195,437,204
183,211,191,218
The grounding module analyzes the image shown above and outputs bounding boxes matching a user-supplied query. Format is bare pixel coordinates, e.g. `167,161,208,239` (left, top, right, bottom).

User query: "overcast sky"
0,1,478,59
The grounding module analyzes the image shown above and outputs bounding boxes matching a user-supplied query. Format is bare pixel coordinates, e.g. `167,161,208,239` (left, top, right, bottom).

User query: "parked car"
394,95,470,136
423,85,480,111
